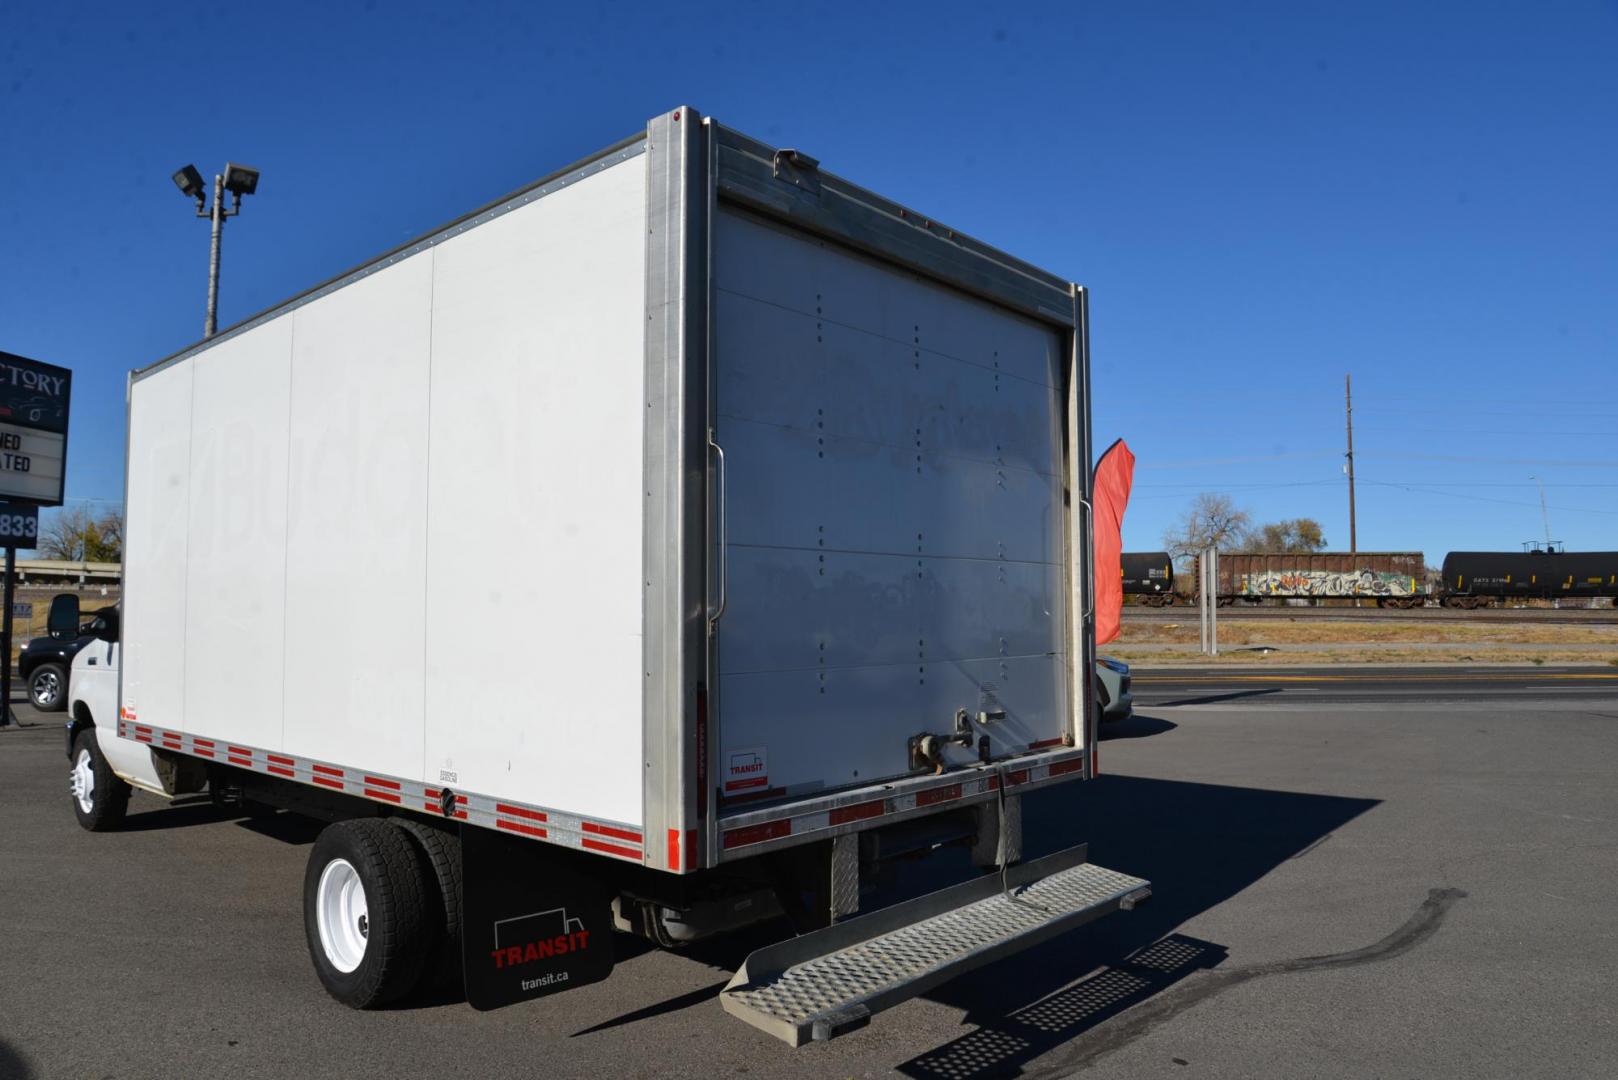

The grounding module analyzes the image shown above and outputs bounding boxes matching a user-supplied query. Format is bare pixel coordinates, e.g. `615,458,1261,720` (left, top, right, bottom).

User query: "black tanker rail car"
1122,551,1176,605
1440,550,1618,608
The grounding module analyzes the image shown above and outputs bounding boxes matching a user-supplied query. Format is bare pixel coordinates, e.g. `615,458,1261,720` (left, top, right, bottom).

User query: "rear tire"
303,818,434,1008
31,663,69,711
396,818,464,993
70,729,130,832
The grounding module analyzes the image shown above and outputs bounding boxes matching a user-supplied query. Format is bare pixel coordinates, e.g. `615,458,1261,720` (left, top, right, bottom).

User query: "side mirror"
47,594,81,639
91,610,120,643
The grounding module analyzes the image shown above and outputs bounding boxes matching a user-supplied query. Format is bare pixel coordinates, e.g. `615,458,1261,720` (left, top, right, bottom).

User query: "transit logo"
724,746,768,794
489,907,591,972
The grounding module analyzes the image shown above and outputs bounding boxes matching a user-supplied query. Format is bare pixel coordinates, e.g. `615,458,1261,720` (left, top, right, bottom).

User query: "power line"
1359,479,1618,516
1134,479,1340,490
1353,424,1618,438
1358,452,1618,468
1137,452,1339,469
1357,480,1618,489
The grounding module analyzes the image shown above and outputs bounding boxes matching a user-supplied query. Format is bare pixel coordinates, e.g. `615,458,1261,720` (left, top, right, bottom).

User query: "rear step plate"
720,844,1149,1046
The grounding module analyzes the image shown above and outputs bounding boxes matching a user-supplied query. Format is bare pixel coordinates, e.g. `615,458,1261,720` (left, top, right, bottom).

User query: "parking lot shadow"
117,799,230,833
577,774,1378,1058
0,1038,36,1079
116,798,323,845
902,933,1227,1079
1099,713,1176,740
893,774,1379,1077
1144,687,1285,708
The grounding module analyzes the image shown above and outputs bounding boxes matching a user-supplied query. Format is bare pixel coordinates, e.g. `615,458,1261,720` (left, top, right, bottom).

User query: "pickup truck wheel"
304,819,433,1008
30,663,69,711
396,819,464,993
70,730,130,831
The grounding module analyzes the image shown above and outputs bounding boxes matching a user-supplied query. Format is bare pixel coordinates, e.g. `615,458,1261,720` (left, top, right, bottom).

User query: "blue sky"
3,1,1614,565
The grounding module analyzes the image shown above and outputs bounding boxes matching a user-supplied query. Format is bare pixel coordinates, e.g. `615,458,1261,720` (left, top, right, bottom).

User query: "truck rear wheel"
303,818,434,1008
70,729,130,832
396,818,464,993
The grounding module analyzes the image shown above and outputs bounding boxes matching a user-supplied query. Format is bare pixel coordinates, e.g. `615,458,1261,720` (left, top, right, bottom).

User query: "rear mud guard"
461,825,616,1010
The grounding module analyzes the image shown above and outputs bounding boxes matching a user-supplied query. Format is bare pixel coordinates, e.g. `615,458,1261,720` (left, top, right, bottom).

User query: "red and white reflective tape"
717,750,1087,857
116,714,645,865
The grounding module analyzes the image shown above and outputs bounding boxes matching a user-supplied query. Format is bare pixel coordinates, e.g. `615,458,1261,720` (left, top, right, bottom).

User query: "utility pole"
1345,374,1357,554
1530,475,1551,549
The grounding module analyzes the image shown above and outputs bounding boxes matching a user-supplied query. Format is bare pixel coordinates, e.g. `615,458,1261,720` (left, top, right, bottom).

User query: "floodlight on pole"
172,164,205,204
173,159,262,338
223,162,260,197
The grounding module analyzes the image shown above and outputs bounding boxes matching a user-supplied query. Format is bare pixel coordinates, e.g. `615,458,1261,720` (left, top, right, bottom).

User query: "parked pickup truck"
59,106,1149,1047
19,603,116,711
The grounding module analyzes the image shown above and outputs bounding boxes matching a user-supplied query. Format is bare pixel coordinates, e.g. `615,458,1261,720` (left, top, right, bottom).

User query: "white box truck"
58,106,1149,1045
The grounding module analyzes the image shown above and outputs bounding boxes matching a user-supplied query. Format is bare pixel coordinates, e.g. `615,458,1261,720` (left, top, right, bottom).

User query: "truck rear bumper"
719,843,1149,1046
716,748,1088,862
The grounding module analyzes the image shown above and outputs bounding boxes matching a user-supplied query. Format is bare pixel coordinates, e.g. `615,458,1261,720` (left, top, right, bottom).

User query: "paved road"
3,673,1617,1078
1133,664,1618,706
1124,605,1618,625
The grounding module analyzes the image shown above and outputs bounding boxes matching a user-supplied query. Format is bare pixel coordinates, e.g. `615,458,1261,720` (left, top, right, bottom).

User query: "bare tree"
37,505,123,562
1162,493,1252,565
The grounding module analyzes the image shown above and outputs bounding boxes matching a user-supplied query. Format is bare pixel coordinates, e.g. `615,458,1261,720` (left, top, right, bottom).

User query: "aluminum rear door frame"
641,111,1095,870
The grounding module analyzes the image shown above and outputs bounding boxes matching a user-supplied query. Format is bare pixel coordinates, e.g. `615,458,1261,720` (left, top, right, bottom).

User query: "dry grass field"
1107,616,1618,666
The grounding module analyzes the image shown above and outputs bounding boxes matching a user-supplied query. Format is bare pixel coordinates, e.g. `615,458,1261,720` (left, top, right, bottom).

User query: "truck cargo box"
118,107,1098,877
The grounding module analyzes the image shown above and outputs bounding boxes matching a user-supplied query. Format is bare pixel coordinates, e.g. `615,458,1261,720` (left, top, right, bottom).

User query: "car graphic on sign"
494,906,586,949
0,396,61,426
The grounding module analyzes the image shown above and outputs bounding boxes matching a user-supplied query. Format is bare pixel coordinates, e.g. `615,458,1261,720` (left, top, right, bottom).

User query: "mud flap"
461,825,615,1010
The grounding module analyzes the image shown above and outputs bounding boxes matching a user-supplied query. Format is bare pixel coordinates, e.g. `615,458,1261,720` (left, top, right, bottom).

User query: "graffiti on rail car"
1240,570,1418,597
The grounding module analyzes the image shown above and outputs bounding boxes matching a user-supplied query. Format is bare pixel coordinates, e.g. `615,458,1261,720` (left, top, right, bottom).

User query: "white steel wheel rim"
71,748,95,814
316,858,370,973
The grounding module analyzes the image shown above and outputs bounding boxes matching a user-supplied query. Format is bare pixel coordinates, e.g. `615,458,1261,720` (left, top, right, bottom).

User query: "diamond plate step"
720,844,1150,1046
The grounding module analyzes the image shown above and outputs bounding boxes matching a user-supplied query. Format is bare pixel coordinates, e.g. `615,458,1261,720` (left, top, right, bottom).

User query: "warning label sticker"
724,747,769,794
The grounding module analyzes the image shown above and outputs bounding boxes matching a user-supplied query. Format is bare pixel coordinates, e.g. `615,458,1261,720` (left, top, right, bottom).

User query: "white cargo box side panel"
183,320,293,746
282,255,433,778
424,154,648,828
123,363,194,731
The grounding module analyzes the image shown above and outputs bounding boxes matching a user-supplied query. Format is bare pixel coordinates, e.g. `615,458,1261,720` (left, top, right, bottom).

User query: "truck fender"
64,701,95,759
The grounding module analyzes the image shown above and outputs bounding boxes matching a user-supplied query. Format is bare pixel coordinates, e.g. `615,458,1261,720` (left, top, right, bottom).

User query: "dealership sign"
0,351,71,507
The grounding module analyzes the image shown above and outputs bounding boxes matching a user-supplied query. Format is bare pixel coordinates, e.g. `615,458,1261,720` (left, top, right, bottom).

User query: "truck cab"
52,596,166,824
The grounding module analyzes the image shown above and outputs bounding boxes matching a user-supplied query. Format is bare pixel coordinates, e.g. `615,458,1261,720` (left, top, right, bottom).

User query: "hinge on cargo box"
773,149,820,195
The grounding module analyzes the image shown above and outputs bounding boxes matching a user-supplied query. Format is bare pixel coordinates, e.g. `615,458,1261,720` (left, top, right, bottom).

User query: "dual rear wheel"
303,817,464,1009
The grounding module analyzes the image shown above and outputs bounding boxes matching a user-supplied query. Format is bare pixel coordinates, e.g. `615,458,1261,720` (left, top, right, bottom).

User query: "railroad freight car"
1122,551,1175,605
1200,552,1427,607
1439,550,1618,607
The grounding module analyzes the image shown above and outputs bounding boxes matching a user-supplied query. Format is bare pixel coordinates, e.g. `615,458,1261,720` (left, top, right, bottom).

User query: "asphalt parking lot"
3,670,1617,1079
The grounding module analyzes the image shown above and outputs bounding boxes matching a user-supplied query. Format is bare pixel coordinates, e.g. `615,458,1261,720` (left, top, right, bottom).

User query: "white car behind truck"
60,106,1149,1045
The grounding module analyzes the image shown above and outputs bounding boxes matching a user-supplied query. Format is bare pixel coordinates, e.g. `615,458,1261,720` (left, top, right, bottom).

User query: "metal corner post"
1074,285,1098,776
642,107,712,873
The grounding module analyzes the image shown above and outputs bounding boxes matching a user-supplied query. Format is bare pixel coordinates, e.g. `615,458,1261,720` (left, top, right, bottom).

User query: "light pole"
172,162,261,338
